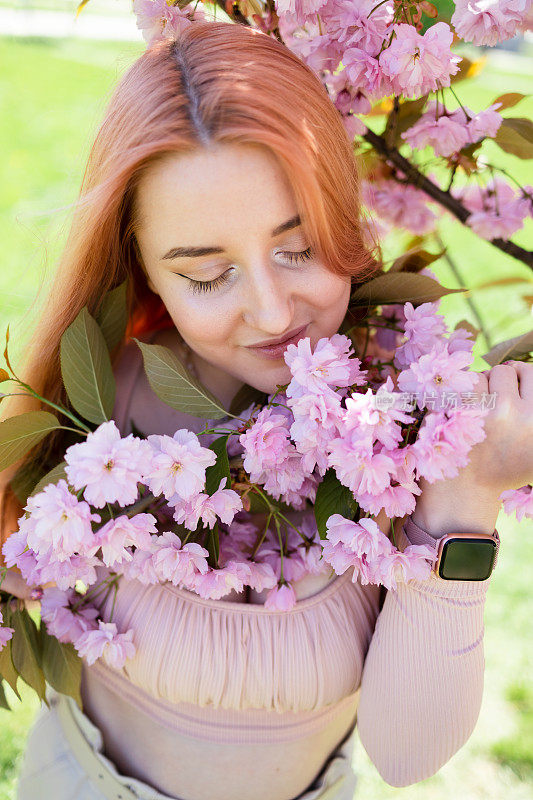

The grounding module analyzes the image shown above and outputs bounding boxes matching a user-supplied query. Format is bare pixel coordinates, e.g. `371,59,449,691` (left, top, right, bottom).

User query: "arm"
357,360,532,785
356,504,495,787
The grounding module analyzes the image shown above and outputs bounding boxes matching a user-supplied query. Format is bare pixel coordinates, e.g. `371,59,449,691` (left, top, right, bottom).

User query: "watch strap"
403,515,500,572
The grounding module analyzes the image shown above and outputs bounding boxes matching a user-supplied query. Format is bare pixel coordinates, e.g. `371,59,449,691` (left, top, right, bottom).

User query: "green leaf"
205,521,220,569
0,680,10,710
481,329,533,367
205,435,231,496
492,92,528,112
60,306,116,424
0,411,60,472
314,469,356,539
10,609,46,702
388,248,445,274
10,459,46,506
41,623,82,710
494,118,533,159
95,281,128,353
133,339,227,419
29,461,68,497
349,272,463,309
229,383,266,416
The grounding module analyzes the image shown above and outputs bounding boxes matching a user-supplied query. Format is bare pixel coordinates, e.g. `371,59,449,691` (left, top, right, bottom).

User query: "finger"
472,371,489,394
504,360,533,401
488,364,520,398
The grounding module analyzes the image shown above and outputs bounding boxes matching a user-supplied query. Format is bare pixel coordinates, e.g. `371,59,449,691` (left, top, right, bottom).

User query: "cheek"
306,270,351,315
160,292,236,350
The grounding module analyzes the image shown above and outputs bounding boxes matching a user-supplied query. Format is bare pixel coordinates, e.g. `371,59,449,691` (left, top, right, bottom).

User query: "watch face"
438,538,497,581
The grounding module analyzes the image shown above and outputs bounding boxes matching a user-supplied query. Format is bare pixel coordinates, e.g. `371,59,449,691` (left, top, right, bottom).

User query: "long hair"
0,21,380,553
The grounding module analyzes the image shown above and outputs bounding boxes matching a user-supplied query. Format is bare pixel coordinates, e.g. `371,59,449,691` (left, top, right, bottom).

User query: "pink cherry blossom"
95,513,157,568
40,587,99,644
343,48,392,98
37,551,101,591
264,582,297,611
330,0,394,56
394,301,449,369
320,538,358,574
499,485,533,521
464,103,503,141
152,531,209,585
411,407,488,483
371,545,434,591
121,535,161,584
2,528,43,586
65,421,149,509
397,340,476,409
452,0,531,47
325,70,372,117
23,480,101,561
0,610,14,651
288,391,343,475
379,23,461,99
342,377,416,449
192,566,245,600
326,514,393,560
362,180,438,236
402,112,470,157
173,478,243,531
328,429,395,496
245,560,279,592
133,0,207,46
239,407,292,479
285,334,365,396
279,13,342,73
274,0,327,27
456,179,529,241
143,429,216,503
75,620,135,669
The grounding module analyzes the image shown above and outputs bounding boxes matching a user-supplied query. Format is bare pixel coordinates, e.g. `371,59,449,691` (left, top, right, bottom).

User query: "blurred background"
0,1,532,799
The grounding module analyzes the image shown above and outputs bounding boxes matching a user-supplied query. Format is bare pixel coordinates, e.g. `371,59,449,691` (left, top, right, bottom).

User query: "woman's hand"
411,360,533,538
460,360,533,492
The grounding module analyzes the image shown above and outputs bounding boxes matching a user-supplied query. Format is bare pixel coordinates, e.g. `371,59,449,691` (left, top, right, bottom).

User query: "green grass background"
0,29,532,800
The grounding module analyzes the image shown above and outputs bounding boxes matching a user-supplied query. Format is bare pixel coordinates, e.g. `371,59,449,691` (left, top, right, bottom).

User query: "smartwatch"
403,515,500,581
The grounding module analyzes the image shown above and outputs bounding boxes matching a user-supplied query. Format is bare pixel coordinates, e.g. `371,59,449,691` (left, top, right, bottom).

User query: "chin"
242,364,293,396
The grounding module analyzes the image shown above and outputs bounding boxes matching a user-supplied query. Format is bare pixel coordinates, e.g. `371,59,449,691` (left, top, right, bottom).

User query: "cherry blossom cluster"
2,297,531,666
453,177,532,240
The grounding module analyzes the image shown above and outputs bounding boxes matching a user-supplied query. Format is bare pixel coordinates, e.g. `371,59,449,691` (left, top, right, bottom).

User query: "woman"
1,21,531,800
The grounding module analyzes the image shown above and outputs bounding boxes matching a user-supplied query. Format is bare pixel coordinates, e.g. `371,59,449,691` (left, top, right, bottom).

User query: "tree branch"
363,128,533,268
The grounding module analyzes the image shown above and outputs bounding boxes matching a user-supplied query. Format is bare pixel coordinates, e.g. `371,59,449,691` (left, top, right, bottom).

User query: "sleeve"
355,516,492,787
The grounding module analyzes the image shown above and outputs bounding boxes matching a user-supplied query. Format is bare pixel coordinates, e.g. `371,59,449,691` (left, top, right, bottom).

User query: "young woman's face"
133,143,351,400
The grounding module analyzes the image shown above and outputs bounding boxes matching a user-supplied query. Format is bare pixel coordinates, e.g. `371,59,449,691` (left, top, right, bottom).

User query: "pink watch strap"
403,515,500,571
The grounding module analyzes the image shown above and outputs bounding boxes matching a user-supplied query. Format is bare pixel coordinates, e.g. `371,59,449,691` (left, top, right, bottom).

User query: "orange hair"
0,21,380,554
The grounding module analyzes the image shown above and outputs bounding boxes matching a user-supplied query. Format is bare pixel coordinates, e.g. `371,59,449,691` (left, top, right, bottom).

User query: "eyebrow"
160,214,302,260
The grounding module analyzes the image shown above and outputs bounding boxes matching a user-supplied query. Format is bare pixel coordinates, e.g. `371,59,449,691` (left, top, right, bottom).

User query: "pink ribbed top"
79,328,493,792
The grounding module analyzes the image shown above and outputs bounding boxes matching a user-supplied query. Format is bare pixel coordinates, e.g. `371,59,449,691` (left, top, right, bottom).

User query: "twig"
363,128,533,268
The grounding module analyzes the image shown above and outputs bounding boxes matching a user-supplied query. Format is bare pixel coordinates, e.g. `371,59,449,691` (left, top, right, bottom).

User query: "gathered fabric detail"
94,567,380,714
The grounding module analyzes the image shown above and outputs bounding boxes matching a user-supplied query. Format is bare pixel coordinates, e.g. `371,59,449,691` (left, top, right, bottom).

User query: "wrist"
412,476,501,539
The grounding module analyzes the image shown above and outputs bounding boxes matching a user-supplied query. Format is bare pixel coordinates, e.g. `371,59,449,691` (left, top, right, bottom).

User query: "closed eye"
184,247,314,295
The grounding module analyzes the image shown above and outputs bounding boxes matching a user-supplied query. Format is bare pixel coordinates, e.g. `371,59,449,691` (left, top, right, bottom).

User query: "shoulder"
110,328,207,438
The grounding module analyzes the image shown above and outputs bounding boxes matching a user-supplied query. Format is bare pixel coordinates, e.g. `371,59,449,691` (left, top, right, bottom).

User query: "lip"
246,324,309,360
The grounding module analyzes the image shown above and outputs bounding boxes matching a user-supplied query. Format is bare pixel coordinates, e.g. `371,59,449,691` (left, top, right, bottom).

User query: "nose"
242,262,295,335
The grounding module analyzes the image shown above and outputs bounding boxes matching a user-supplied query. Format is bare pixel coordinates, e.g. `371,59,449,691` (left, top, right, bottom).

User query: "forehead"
134,143,300,242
